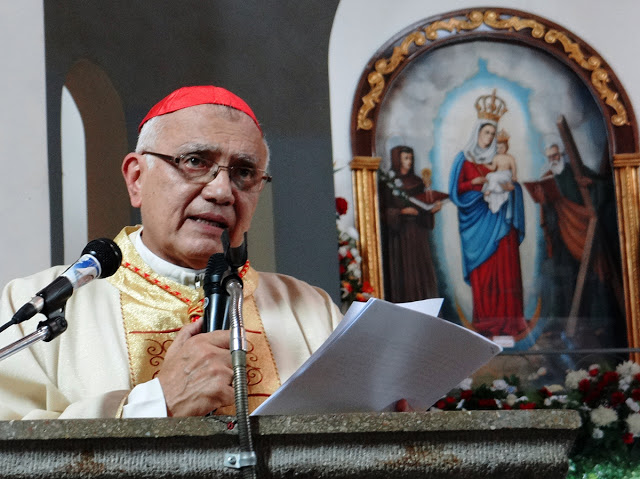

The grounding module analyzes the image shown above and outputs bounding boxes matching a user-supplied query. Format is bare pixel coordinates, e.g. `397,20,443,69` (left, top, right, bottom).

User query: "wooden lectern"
0,410,580,478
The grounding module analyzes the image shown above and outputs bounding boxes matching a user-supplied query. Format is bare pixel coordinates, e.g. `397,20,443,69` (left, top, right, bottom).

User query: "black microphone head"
82,238,123,278
205,253,229,285
227,232,248,269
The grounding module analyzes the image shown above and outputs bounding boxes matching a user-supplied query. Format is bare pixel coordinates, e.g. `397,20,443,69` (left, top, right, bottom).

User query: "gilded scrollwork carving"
358,32,426,131
356,9,629,131
543,29,628,126
483,10,545,37
423,10,483,40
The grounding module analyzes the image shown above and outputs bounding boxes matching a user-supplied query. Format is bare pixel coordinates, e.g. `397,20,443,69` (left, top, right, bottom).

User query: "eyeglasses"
141,151,272,192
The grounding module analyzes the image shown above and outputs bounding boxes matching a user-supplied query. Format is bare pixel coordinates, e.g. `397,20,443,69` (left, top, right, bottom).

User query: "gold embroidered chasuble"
107,227,281,414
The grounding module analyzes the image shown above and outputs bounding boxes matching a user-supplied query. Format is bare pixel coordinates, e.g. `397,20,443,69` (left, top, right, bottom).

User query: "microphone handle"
202,286,230,332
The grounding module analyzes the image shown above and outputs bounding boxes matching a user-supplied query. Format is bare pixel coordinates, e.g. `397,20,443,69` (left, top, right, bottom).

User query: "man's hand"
157,318,234,417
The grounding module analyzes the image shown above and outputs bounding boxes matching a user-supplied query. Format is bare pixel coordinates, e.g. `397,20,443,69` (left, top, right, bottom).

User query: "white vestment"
0,226,341,419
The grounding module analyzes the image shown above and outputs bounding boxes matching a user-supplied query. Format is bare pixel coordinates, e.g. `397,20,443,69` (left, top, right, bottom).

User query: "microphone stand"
218,230,257,478
223,273,257,479
0,308,68,362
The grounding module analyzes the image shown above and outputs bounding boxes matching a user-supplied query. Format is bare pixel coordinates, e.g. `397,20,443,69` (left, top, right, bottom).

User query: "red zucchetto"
138,85,262,135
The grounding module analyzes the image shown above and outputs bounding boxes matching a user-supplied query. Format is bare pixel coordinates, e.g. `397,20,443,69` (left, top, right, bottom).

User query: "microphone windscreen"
204,253,228,288
82,238,123,278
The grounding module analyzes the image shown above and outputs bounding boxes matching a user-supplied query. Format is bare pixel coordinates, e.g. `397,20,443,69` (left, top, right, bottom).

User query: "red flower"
503,404,512,410
589,368,599,377
361,281,374,294
631,388,640,401
435,400,446,409
611,391,626,406
336,197,348,216
478,399,497,408
623,433,634,445
460,390,473,400
339,264,346,275
579,378,591,393
343,282,353,293
601,371,619,385
540,387,552,398
445,396,456,404
518,402,536,410
634,373,640,383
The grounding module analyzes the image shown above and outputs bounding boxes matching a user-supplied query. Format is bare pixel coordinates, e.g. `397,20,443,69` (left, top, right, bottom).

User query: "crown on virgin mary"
475,89,508,122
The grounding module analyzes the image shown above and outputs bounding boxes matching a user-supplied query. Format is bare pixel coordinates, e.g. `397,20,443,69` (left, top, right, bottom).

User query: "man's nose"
201,168,235,204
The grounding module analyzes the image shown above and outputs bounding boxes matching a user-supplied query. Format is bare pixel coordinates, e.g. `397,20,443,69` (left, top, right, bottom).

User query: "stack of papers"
253,298,502,415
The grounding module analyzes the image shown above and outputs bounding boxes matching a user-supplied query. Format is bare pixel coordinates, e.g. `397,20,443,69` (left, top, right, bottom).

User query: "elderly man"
537,141,623,344
0,86,341,419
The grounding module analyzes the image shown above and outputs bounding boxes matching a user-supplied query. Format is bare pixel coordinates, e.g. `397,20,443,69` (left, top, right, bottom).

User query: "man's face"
546,145,562,165
123,104,267,269
399,151,413,173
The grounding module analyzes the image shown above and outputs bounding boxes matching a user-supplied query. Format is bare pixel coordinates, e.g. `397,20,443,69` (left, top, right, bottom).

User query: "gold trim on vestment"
108,226,281,414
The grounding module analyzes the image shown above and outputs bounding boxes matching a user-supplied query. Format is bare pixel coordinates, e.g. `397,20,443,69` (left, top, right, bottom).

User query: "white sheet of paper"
253,297,501,415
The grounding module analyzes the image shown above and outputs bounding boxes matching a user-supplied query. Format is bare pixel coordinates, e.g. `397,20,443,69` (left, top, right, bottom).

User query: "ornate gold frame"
349,8,639,355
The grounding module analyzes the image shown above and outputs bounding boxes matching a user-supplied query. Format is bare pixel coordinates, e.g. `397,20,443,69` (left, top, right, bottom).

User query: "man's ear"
122,153,143,208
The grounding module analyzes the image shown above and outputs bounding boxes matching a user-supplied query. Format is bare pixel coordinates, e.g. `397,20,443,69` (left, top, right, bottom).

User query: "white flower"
491,379,508,391
393,178,403,188
345,227,360,241
627,398,640,413
338,246,349,257
617,361,640,389
547,384,564,393
627,413,640,435
590,406,618,427
458,378,472,390
544,395,567,406
565,369,589,389
506,394,517,407
616,360,640,377
592,428,604,439
537,367,547,377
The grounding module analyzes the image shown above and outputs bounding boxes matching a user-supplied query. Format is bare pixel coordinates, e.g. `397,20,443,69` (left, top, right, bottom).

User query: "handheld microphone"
10,238,123,325
202,253,231,332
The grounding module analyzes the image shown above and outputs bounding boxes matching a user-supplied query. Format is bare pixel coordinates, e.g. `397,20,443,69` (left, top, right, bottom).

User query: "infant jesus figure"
482,129,517,213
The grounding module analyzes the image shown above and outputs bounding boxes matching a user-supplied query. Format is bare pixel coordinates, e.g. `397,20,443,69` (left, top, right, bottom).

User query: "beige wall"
0,1,48,288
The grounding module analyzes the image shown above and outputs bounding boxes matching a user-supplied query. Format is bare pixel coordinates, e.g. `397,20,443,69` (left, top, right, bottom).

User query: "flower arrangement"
378,168,413,206
432,361,640,478
335,197,373,309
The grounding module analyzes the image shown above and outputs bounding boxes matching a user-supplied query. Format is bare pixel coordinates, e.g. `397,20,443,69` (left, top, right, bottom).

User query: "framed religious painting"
349,8,640,384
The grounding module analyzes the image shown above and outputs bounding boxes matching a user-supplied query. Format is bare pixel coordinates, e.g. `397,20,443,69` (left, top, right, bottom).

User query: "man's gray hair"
135,105,270,169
